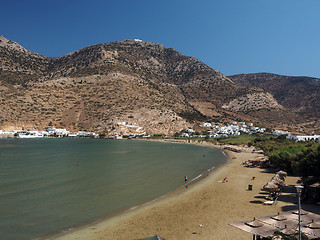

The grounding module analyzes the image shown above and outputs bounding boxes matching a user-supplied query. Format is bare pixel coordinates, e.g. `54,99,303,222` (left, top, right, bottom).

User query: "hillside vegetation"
252,135,320,177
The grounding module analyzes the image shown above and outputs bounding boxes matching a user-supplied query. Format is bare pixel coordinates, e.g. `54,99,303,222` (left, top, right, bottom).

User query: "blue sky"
1,0,320,77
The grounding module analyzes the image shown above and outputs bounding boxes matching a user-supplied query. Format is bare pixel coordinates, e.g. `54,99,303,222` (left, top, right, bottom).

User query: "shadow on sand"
250,200,264,204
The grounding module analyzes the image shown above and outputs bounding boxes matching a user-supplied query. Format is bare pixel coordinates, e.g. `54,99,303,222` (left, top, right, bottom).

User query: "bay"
0,138,227,240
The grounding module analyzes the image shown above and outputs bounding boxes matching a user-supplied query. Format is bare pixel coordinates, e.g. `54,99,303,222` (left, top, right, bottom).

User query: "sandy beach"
53,141,301,240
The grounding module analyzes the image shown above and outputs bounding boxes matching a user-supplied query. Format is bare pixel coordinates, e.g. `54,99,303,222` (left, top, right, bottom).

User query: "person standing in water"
185,176,188,188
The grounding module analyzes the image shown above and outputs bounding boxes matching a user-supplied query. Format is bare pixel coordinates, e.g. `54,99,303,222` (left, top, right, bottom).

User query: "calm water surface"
0,139,227,240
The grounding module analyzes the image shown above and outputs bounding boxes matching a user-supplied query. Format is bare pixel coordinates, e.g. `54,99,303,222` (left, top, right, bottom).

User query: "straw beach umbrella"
246,218,264,228
300,228,320,239
280,225,298,235
263,181,280,192
263,171,288,193
306,221,320,229
229,218,278,239
301,221,320,239
230,210,320,239
270,171,287,186
258,213,297,230
285,210,320,223
272,213,288,221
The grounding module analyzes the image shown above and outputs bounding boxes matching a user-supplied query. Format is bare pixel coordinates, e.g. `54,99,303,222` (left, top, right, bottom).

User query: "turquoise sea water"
0,139,227,240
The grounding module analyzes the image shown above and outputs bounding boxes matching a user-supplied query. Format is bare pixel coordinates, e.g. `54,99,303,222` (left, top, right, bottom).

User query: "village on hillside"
0,127,97,138
0,121,319,142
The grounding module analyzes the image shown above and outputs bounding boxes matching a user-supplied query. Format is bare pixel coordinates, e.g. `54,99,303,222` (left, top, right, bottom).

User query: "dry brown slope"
1,36,310,133
0,72,195,135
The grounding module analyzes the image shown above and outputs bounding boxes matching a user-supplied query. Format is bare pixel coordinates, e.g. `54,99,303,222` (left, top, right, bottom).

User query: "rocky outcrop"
222,91,284,112
229,73,320,119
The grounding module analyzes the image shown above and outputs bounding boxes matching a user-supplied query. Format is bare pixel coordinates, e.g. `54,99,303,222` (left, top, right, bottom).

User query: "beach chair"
263,200,275,205
263,193,280,205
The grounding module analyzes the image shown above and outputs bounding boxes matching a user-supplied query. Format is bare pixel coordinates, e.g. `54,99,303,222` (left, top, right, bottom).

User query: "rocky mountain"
0,36,318,135
229,73,320,118
0,35,49,84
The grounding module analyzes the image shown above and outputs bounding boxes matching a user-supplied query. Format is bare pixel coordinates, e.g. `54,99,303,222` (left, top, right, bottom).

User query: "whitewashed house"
288,135,320,142
181,132,190,137
202,122,212,127
272,130,289,136
77,131,97,137
18,131,44,138
54,129,69,137
68,133,78,137
186,129,195,133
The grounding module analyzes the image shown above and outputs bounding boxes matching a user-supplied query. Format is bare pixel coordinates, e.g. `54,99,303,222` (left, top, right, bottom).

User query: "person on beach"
223,177,228,182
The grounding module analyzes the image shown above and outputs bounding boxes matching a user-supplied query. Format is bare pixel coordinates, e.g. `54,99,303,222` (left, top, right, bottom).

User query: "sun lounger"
263,200,275,205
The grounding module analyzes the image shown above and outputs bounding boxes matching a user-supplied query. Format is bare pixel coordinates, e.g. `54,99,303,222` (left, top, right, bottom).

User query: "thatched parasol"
230,210,320,239
276,170,287,178
271,214,287,221
306,221,320,229
286,210,320,223
245,219,264,228
301,224,320,239
270,171,287,186
230,218,278,238
281,225,298,235
291,209,309,216
259,213,297,229
263,171,288,192
263,182,280,192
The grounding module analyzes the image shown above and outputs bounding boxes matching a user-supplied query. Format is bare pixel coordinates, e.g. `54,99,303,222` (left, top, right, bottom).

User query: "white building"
181,132,190,137
76,131,97,137
202,122,212,127
18,131,44,138
272,130,289,136
68,133,78,137
251,127,265,133
186,129,195,133
288,135,320,142
50,128,69,137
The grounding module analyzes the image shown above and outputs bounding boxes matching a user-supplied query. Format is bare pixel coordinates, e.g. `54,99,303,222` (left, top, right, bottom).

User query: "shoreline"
52,140,300,240
49,139,228,239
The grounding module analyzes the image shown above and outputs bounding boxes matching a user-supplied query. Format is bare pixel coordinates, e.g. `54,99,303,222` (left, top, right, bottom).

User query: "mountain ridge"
0,35,318,135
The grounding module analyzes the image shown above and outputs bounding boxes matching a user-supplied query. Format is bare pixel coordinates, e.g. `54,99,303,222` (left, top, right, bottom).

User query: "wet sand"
53,141,300,240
